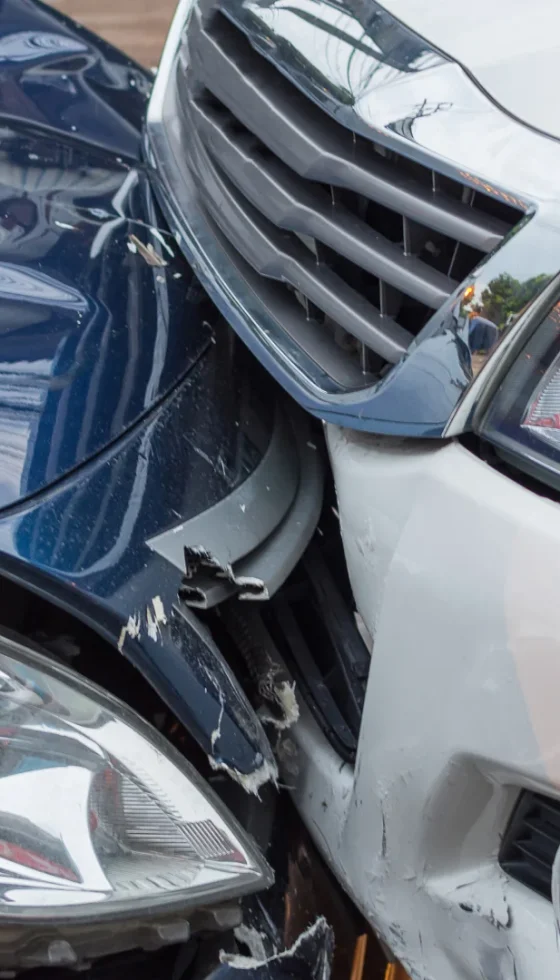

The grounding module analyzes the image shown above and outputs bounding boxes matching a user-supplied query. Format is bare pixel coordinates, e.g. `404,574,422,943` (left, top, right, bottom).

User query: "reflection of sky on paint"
0,32,87,63
0,416,33,503
244,0,439,99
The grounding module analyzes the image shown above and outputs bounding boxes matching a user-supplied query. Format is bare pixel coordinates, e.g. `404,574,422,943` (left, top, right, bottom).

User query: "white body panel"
290,429,560,979
381,0,560,139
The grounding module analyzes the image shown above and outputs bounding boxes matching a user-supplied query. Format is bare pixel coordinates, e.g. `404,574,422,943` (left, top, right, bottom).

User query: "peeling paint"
118,599,166,650
208,753,279,798
152,595,167,624
117,612,141,652
233,925,271,962
146,596,168,642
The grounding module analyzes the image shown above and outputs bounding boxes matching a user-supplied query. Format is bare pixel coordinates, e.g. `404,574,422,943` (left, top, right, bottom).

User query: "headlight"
477,299,560,489
0,632,271,970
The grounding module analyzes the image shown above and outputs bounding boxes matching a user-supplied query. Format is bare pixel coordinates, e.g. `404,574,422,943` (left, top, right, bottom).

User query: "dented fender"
0,331,283,785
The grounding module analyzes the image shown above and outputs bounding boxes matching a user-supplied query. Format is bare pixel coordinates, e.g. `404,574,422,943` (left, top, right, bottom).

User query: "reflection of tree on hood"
480,272,549,327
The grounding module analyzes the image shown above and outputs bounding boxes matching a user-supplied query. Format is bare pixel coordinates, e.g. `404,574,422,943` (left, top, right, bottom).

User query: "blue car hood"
0,128,208,511
0,0,210,510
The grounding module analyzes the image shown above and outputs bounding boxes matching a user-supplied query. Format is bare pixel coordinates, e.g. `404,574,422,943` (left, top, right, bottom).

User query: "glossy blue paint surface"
0,0,151,158
0,127,213,508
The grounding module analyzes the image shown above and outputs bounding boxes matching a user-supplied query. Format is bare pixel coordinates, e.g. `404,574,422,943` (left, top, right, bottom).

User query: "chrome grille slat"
189,13,510,254
187,95,457,310
188,126,413,364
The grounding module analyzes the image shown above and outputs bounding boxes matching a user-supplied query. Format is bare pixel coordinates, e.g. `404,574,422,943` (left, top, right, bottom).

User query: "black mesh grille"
178,8,523,387
262,535,370,763
499,791,560,900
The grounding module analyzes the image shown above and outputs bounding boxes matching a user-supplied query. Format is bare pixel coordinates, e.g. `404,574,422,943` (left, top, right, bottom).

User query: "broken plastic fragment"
233,925,271,963
127,233,167,267
221,605,300,731
208,754,279,799
258,680,299,731
220,917,333,977
180,546,268,606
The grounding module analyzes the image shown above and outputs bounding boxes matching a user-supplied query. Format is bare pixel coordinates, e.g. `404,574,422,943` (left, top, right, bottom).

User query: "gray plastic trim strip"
180,414,324,608
146,405,298,570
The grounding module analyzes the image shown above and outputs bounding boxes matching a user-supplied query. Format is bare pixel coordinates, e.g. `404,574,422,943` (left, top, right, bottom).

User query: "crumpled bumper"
285,426,560,980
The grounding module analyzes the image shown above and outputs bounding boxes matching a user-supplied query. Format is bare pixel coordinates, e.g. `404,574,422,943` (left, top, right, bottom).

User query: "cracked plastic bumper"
286,427,560,980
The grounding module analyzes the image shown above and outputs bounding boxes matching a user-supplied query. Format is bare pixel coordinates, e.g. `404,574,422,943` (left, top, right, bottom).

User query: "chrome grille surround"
147,0,560,436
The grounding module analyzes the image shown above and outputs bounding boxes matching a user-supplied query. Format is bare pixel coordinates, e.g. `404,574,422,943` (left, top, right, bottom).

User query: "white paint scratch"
146,596,167,641
210,692,225,751
149,226,175,257
152,596,167,625
208,754,278,798
117,612,141,652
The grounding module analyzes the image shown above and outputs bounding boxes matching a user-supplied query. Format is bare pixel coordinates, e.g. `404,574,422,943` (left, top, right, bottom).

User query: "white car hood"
381,0,560,140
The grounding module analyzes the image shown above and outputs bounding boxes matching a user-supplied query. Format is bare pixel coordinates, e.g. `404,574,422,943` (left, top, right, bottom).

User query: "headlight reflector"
0,633,271,967
478,301,560,486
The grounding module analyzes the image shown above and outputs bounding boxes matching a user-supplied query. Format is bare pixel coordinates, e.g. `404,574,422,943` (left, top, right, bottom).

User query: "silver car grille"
176,9,523,387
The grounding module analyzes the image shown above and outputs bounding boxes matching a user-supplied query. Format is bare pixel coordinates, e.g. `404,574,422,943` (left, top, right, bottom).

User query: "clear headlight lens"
0,633,271,968
478,300,560,487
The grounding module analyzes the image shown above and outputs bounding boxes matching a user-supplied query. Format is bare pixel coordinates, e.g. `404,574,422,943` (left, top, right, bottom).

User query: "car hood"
0,123,210,510
381,0,560,140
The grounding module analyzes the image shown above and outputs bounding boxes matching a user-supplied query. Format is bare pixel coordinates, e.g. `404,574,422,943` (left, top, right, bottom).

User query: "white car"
147,2,560,977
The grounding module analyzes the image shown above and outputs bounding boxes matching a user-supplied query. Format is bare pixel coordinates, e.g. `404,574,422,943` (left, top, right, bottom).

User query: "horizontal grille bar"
500,791,560,900
187,123,413,364
201,211,372,389
188,96,457,310
190,14,510,254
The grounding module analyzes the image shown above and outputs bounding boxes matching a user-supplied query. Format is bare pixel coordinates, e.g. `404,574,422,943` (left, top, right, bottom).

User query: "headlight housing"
477,299,560,489
0,632,271,970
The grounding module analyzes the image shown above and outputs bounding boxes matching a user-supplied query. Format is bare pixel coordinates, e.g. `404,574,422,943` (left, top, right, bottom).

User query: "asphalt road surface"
49,0,176,67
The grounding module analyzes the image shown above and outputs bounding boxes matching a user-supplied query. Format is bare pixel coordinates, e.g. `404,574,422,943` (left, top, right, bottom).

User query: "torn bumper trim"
205,918,333,979
148,408,324,608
